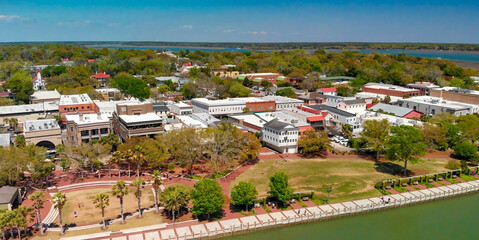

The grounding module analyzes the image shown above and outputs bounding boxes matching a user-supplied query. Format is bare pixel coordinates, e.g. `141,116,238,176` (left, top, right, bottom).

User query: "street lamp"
284,136,288,161
327,186,333,203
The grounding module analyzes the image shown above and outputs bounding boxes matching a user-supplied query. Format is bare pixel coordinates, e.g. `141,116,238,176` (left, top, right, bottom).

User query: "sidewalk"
60,180,479,240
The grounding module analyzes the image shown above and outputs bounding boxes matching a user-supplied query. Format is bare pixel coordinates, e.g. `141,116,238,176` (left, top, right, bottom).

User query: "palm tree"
13,209,27,240
52,193,67,234
149,170,163,213
28,191,46,226
15,206,33,235
131,146,145,178
130,178,145,218
93,193,110,229
112,181,129,223
0,210,8,240
161,185,190,222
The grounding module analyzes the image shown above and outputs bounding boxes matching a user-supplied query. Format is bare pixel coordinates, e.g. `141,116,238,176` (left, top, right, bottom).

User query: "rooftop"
263,119,298,131
118,112,162,124
176,115,208,129
24,119,60,132
407,82,440,89
342,99,366,105
91,72,111,78
308,105,356,117
59,94,94,106
399,96,477,110
369,103,414,117
30,90,61,101
364,82,418,92
191,98,246,107
0,186,18,204
261,96,304,104
0,102,59,115
319,87,337,93
320,76,356,81
66,113,110,124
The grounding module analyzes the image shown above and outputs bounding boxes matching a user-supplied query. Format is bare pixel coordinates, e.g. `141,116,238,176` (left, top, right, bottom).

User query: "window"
70,127,73,132
71,137,74,142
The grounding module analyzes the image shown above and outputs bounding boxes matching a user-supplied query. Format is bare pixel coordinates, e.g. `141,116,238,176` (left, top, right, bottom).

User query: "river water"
224,193,479,240
91,46,479,63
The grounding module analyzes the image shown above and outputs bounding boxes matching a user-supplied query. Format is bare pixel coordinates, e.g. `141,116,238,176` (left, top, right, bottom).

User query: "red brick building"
59,94,98,121
245,100,276,112
362,83,421,98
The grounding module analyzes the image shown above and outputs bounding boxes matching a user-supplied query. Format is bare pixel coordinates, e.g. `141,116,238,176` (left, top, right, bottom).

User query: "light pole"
327,186,332,204
284,136,288,161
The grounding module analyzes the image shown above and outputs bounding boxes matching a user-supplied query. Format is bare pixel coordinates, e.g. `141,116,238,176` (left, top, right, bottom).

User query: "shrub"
191,175,202,180
393,186,409,193
445,159,461,170
422,182,435,188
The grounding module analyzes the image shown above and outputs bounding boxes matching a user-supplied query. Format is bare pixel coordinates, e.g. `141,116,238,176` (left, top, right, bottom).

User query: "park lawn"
410,158,449,173
230,158,448,204
54,187,156,226
33,211,163,240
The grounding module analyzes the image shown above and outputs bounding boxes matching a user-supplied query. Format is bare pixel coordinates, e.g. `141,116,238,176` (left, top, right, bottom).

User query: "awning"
307,116,325,122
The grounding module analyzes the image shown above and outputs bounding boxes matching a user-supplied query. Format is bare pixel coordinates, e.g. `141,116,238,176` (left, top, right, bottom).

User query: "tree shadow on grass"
374,161,404,175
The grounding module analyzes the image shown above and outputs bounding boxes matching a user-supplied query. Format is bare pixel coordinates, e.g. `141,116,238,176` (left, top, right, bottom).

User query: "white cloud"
260,31,267,35
224,29,235,33
0,15,20,22
243,30,267,35
182,25,193,29
246,31,258,35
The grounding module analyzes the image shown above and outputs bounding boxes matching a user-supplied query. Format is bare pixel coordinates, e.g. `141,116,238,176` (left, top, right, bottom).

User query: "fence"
74,180,479,240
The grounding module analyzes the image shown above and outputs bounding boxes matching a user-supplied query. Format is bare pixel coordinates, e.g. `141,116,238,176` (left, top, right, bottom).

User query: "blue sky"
1,0,478,43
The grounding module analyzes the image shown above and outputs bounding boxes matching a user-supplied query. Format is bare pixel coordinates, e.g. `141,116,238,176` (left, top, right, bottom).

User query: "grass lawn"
230,158,448,203
54,188,156,226
33,211,163,240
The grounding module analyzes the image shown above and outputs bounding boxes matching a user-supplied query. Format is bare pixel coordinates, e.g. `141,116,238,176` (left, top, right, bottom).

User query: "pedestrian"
298,209,300,214
74,211,77,218
78,203,81,208
82,202,85,207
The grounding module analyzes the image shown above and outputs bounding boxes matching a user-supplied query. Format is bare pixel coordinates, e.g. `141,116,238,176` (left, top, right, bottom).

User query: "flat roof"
118,112,162,124
0,186,18,204
24,119,60,132
261,96,303,104
0,102,59,115
30,90,61,100
191,98,246,107
65,113,110,124
364,83,417,92
176,115,208,128
398,96,476,110
0,134,10,147
59,94,93,106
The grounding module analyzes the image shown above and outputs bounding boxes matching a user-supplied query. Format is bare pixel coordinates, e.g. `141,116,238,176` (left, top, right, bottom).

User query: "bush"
453,140,479,161
421,182,435,188
377,188,391,195
445,159,461,170
191,175,202,180
393,186,409,193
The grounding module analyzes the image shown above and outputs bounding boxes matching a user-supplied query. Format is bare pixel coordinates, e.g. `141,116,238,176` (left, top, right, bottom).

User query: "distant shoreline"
85,44,479,55
452,60,479,70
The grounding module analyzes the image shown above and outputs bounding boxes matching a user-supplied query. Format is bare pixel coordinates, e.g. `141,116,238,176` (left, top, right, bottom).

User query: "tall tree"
161,185,190,222
166,128,203,176
111,181,129,223
341,124,353,139
231,181,258,212
361,119,391,159
268,172,293,207
298,130,331,156
130,178,146,218
191,178,225,219
15,206,33,236
52,193,67,234
420,123,448,150
150,170,163,213
386,125,426,176
5,70,33,104
110,76,150,101
28,191,46,226
93,193,110,229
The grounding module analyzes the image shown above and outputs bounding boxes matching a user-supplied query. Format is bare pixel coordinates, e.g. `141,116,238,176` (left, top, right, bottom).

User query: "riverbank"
452,60,479,70
58,179,479,240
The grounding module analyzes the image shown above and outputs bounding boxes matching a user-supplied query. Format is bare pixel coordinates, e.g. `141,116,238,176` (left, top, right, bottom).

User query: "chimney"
79,113,84,122
97,112,102,120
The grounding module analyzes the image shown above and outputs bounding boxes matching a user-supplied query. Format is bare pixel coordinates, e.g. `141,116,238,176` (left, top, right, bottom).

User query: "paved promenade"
57,180,479,240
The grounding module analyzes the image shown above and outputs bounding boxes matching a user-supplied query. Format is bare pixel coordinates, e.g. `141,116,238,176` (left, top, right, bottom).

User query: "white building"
261,119,299,153
31,69,46,91
308,105,362,132
168,102,193,115
397,96,478,116
191,98,246,116
261,96,303,110
325,95,356,108
337,99,367,115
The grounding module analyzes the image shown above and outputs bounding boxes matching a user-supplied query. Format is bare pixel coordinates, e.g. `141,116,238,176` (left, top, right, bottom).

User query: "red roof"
61,58,70,62
298,125,314,132
0,92,11,97
319,87,337,93
366,103,378,108
88,59,95,62
307,116,325,122
91,72,111,78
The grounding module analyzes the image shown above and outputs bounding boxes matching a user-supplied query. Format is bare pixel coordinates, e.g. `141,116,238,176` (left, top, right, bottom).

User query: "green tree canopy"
161,185,190,222
5,70,33,104
191,178,225,219
453,140,479,162
268,172,293,207
361,119,391,159
111,76,150,101
275,88,296,98
386,125,426,176
231,181,258,211
298,130,331,156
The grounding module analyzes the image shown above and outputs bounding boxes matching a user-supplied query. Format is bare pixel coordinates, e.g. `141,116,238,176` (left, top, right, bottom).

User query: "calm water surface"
225,193,479,240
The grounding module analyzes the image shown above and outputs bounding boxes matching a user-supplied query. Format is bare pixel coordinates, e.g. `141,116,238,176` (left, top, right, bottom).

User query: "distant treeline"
1,42,479,51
